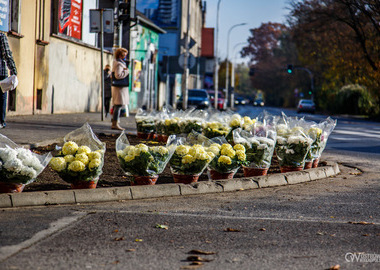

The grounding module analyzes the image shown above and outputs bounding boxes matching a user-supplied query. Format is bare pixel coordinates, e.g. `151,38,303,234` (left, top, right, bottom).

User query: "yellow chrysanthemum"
176,145,190,156
208,146,220,155
233,144,245,152
195,152,209,161
75,153,89,165
88,159,101,170
77,146,92,155
210,143,221,149
152,146,168,155
62,141,79,155
221,143,233,150
182,154,195,164
308,127,322,139
122,145,134,156
189,145,204,156
291,126,304,135
96,149,105,155
218,155,232,165
209,122,220,129
243,116,255,126
50,157,66,172
230,118,241,128
221,148,235,158
116,150,124,158
207,152,215,160
124,154,135,162
64,155,75,163
88,151,102,160
68,160,86,172
277,128,289,137
236,150,246,161
165,119,171,126
136,144,149,153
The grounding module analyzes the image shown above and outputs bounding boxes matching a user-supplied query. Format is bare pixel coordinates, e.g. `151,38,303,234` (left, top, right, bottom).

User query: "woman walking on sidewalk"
111,48,129,130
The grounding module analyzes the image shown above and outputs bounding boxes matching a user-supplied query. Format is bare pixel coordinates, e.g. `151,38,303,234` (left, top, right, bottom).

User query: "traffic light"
287,64,293,74
117,0,136,22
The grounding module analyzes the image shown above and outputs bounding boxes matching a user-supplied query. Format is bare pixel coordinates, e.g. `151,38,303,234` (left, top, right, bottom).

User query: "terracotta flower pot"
149,133,157,140
172,173,200,184
280,166,304,173
208,169,236,180
160,134,168,143
70,180,97,189
0,182,25,193
132,175,158,186
312,158,320,168
243,167,269,177
304,161,313,169
137,132,150,140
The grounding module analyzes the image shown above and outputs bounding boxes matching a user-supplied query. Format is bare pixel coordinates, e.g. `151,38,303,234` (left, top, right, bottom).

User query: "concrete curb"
0,163,340,208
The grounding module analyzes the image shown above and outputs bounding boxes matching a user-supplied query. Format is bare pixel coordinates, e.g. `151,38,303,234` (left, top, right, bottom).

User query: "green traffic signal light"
287,64,293,74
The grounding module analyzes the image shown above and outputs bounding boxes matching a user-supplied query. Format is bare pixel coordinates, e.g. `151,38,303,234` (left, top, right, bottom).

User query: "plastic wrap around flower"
202,121,231,139
135,109,156,135
275,126,313,168
233,128,276,169
207,136,248,173
49,123,105,183
116,131,176,176
0,134,51,185
169,131,214,175
307,117,337,160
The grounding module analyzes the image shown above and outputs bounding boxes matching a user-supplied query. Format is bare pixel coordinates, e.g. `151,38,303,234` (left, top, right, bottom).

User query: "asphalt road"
0,151,379,270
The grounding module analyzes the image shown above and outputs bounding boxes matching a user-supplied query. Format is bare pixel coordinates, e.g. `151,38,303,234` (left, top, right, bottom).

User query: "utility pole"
182,0,191,110
214,0,221,109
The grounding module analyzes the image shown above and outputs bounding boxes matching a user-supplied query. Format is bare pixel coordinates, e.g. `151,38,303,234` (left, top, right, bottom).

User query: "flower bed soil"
24,133,322,193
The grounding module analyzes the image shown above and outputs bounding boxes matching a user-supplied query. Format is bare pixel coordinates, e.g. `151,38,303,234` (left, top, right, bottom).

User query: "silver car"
297,99,316,113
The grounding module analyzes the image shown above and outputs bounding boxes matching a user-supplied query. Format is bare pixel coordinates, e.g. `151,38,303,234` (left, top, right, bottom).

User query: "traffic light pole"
288,65,314,100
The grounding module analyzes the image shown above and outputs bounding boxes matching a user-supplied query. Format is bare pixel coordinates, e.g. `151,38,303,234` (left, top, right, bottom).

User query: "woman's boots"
111,120,124,131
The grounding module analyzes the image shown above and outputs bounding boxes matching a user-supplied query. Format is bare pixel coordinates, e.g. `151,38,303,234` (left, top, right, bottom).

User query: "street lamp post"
214,0,222,109
231,42,247,101
226,23,247,109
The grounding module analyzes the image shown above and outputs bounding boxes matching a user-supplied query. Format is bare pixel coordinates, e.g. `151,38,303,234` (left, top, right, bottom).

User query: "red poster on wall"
58,0,82,39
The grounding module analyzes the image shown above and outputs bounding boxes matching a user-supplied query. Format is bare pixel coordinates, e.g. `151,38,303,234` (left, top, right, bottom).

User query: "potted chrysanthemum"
202,121,231,139
0,134,51,193
275,126,313,173
233,128,276,177
49,124,105,189
206,140,248,180
116,132,176,185
169,131,214,184
135,109,156,139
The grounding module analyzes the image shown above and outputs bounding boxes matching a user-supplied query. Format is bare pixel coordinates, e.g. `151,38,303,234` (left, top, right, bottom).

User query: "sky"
205,0,290,64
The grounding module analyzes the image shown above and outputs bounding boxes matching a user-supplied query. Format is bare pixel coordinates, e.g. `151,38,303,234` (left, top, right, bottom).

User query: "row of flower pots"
0,112,336,193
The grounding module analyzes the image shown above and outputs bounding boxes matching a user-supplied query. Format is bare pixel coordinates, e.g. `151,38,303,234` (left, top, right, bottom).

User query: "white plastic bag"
0,75,18,93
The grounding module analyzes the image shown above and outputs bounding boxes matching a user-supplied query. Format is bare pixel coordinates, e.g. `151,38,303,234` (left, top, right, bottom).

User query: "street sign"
180,37,196,49
89,9,114,33
178,53,196,69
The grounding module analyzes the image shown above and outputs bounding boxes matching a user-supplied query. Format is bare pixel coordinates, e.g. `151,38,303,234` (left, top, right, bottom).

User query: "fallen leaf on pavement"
258,228,266,231
155,224,169,230
190,262,204,265
126,249,135,252
329,264,340,270
135,238,143,242
224,228,241,232
113,229,119,233
347,221,374,225
180,265,203,269
362,234,370,236
189,249,216,255
112,260,120,264
114,237,125,241
187,256,213,262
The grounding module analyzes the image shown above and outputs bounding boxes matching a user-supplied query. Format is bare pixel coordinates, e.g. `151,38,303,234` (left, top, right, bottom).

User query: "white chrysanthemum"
77,146,92,155
182,154,195,164
176,145,190,156
50,157,67,172
75,153,89,165
276,128,289,137
288,135,307,145
234,138,250,148
308,127,322,139
233,144,245,152
210,143,221,149
0,147,17,162
218,155,232,165
285,149,295,154
259,137,275,147
3,159,23,173
276,136,287,145
152,146,168,155
89,159,101,170
62,141,79,155
236,150,246,161
290,126,305,135
68,160,86,172
276,124,288,131
258,144,268,150
16,148,33,161
19,166,37,179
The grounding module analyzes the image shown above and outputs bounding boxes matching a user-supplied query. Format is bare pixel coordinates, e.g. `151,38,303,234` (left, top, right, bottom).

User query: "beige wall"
7,0,113,115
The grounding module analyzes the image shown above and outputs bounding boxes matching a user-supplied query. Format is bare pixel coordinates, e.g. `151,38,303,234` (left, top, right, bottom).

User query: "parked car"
253,99,265,107
234,95,249,106
207,90,226,110
177,89,210,109
297,99,316,113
